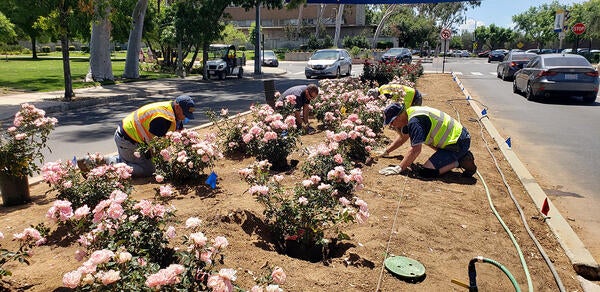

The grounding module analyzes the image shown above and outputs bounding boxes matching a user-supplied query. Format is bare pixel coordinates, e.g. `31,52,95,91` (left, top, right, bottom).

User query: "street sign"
572,22,586,35
440,28,452,40
554,9,565,32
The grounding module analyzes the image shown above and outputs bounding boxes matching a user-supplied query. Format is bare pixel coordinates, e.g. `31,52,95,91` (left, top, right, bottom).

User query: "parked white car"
305,49,352,79
452,50,470,57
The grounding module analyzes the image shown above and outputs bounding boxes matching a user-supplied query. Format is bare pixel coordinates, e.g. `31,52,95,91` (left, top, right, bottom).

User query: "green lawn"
0,54,174,93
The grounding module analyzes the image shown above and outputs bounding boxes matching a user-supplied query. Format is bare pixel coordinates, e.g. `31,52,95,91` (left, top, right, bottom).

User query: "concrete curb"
451,73,600,286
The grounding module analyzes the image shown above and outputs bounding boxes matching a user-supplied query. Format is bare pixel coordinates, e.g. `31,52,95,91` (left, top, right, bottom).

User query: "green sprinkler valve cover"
384,256,426,281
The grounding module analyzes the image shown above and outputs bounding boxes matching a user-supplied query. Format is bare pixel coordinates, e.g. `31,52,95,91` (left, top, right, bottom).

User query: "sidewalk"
0,61,286,121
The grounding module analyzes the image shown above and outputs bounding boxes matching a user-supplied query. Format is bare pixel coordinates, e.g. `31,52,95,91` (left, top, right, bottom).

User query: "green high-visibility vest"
379,84,416,109
407,106,463,149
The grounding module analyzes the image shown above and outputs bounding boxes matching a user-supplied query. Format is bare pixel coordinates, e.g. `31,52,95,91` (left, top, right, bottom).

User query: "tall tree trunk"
186,45,199,73
88,3,114,82
202,42,209,80
31,36,37,59
333,4,344,48
61,36,74,101
315,4,326,38
123,0,149,79
176,41,184,78
372,5,397,49
296,5,303,39
59,0,73,101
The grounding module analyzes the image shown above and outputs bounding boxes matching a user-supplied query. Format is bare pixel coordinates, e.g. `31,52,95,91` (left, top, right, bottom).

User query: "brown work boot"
458,151,477,177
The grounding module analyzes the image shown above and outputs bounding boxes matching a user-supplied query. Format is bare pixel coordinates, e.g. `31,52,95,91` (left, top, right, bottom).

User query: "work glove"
378,165,403,176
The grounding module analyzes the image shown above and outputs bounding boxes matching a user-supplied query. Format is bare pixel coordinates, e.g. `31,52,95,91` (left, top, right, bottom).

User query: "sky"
459,0,588,32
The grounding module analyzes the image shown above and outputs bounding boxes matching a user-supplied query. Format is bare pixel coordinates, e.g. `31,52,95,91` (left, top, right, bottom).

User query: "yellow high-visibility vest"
379,84,416,109
122,101,176,143
406,106,463,149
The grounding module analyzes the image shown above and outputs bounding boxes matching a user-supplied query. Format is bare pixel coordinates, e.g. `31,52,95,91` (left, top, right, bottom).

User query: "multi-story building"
225,4,380,49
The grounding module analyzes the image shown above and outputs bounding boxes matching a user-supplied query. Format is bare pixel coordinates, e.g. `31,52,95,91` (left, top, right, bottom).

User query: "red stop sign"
572,23,586,35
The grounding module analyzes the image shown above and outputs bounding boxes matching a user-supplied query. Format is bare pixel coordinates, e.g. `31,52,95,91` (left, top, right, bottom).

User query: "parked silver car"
305,49,352,79
513,53,599,103
496,52,537,81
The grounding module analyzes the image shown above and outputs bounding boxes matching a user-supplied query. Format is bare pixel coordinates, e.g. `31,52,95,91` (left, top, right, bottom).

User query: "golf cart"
206,44,244,80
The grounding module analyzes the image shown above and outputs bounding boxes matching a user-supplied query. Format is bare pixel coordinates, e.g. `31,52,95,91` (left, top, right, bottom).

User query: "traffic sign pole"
440,28,451,74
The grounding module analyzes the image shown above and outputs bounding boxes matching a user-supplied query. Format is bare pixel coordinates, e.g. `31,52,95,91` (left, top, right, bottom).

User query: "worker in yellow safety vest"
368,83,423,109
115,95,195,177
378,103,477,178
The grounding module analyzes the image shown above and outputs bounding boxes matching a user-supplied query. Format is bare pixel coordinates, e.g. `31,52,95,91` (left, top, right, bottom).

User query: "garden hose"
476,170,533,291
447,94,565,291
468,256,520,292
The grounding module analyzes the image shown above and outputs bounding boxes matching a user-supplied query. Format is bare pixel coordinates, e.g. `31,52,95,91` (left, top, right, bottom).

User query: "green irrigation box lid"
384,256,426,280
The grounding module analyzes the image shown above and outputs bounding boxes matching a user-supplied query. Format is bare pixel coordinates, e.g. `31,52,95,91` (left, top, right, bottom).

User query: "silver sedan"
513,53,599,103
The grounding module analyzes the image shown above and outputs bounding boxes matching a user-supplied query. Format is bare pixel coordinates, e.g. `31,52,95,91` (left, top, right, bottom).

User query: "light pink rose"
271,267,286,284
212,236,229,249
100,270,121,285
62,270,82,288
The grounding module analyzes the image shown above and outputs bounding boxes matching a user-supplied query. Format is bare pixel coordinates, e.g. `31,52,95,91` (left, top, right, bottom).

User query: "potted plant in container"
0,103,57,206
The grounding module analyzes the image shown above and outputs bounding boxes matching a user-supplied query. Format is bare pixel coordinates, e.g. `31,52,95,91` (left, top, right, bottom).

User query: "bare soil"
0,74,586,291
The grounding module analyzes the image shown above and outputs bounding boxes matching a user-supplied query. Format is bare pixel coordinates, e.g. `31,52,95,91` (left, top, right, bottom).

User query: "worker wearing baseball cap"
114,95,196,177
378,103,476,178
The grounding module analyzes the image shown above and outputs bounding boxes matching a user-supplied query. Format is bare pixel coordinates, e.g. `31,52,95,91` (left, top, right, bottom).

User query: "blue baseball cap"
383,103,405,125
175,95,195,119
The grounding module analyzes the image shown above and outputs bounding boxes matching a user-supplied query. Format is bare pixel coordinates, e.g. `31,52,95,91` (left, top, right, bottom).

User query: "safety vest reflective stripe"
408,107,463,149
133,108,174,142
122,101,176,143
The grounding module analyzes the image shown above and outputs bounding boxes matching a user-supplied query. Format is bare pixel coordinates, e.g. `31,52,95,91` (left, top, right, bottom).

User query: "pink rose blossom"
266,285,283,292
100,270,121,285
160,185,174,197
189,232,208,246
185,217,202,228
155,175,164,183
88,249,114,265
212,236,229,249
166,226,176,239
62,270,82,288
271,267,286,284
117,251,132,263
298,197,308,205
73,205,90,220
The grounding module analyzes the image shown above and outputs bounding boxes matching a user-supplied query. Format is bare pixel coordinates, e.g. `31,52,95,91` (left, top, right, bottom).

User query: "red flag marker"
541,198,550,216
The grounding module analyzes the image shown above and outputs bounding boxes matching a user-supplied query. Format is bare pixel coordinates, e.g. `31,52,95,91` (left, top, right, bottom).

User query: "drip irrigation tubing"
472,116,566,292
375,174,409,292
448,96,565,291
475,169,532,291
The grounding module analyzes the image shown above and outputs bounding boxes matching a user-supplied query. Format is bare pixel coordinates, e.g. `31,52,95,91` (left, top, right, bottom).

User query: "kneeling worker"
115,95,196,177
369,83,423,108
380,103,476,177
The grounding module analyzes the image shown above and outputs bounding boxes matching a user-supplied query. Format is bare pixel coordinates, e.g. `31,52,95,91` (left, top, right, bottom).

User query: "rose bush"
0,103,57,178
0,224,48,280
207,108,248,156
239,160,369,261
41,155,134,210
242,105,299,170
142,129,223,184
324,114,378,162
